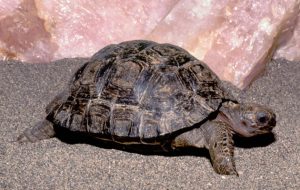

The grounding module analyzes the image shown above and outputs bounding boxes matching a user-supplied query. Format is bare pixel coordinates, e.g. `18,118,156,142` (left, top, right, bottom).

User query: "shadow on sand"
54,127,276,160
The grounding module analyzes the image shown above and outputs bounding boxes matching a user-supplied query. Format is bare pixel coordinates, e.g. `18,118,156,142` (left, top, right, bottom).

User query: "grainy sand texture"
0,58,299,189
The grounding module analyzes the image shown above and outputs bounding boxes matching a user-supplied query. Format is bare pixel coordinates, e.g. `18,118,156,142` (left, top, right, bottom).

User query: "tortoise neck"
218,101,240,127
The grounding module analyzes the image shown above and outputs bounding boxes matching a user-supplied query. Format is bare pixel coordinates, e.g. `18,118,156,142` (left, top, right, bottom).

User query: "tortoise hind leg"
17,120,55,143
172,121,238,176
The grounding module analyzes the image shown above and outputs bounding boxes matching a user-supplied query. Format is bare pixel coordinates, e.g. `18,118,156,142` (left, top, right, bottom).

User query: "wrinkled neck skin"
218,101,253,137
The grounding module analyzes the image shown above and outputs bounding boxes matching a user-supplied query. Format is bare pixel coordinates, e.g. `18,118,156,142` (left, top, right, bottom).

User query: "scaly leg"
206,121,237,175
172,121,238,175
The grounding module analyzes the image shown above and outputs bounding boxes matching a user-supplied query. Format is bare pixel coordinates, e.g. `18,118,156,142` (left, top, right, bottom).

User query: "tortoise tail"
17,120,55,143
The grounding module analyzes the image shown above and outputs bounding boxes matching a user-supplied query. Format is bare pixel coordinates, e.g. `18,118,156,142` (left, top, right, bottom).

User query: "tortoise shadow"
54,127,276,159
234,133,276,148
54,127,210,158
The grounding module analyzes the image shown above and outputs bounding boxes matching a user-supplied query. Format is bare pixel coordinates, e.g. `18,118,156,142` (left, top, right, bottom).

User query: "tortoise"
18,40,276,175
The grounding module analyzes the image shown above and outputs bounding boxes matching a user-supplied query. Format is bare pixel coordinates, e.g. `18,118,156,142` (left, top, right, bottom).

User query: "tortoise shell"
46,40,233,144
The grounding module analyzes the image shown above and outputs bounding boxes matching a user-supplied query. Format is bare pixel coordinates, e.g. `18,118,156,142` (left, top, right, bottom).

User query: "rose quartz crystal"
147,0,300,88
0,0,299,88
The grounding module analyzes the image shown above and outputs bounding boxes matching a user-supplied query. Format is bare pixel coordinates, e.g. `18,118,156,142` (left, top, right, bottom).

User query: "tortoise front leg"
172,121,238,175
205,121,238,176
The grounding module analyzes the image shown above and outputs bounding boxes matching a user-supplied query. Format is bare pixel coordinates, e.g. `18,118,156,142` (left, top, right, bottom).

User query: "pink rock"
147,0,300,88
37,0,177,60
0,0,299,88
0,0,58,62
274,10,300,61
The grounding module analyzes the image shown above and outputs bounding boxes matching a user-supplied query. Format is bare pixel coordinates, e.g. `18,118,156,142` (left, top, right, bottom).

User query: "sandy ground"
0,58,299,190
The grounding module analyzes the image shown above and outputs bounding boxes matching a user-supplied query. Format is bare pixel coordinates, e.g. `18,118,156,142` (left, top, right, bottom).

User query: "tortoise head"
222,102,276,137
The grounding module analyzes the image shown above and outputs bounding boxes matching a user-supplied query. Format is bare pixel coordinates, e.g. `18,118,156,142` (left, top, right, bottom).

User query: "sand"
0,58,299,189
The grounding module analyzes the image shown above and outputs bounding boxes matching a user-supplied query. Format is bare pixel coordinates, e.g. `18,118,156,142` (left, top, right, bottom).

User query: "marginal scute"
111,106,140,137
140,111,161,140
69,113,84,132
53,106,70,127
161,111,186,134
86,101,110,134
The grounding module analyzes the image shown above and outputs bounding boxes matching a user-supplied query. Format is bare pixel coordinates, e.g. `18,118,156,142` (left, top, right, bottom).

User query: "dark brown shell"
46,40,234,144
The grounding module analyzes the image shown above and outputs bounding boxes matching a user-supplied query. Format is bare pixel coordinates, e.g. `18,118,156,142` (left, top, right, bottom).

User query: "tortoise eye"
257,112,269,124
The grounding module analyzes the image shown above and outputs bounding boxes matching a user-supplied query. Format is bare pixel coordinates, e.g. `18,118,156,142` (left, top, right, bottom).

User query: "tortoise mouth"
236,125,271,137
260,125,275,133
257,127,273,134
